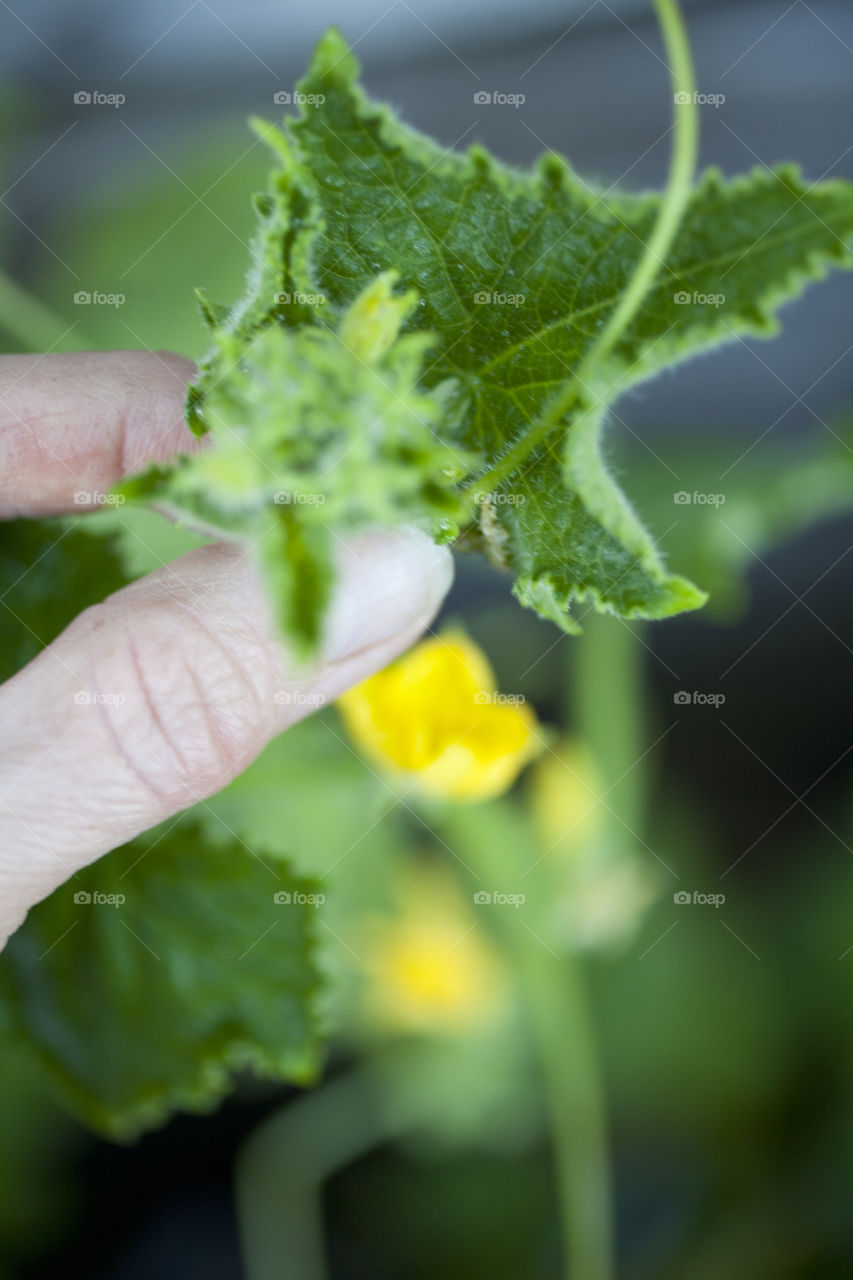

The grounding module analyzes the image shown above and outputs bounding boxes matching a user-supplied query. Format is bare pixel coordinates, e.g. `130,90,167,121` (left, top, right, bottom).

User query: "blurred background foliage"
2,0,853,1277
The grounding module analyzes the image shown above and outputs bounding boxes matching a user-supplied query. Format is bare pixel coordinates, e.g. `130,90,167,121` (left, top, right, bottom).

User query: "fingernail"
324,527,454,661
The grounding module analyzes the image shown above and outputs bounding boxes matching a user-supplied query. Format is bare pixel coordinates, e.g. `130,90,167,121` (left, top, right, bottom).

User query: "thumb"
0,527,453,948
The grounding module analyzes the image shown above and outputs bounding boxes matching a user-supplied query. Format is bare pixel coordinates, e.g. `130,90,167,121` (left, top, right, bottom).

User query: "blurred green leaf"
0,518,129,680
0,1046,79,1266
0,820,322,1138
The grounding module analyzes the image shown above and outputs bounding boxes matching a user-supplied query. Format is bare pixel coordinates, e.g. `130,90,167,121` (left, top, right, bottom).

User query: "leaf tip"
249,115,292,166
302,27,360,91
467,144,494,180
654,573,709,618
537,151,571,193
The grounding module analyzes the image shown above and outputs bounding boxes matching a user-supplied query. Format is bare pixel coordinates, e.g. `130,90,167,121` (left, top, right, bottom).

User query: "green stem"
445,801,615,1280
523,927,615,1280
539,613,648,1279
235,1071,403,1280
443,622,650,1279
463,0,698,498
574,611,647,843
0,267,92,352
535,616,647,1279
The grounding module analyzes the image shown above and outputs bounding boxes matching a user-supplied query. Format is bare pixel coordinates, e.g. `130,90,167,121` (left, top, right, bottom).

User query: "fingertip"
322,526,454,662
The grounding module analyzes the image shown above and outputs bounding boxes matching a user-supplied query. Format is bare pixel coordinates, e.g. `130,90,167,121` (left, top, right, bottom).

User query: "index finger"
0,350,201,519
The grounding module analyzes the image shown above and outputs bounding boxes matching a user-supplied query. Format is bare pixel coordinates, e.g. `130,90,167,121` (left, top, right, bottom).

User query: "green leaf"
0,1047,76,1263
199,711,401,1029
284,30,853,628
0,820,322,1139
500,419,705,630
0,518,130,682
119,28,853,647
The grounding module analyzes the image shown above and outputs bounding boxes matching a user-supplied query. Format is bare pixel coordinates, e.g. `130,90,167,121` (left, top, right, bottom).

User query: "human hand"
0,351,453,949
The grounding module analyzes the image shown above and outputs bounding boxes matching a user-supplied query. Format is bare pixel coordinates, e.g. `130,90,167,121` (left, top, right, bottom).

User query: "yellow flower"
337,631,540,801
530,737,658,950
359,861,507,1035
530,738,604,853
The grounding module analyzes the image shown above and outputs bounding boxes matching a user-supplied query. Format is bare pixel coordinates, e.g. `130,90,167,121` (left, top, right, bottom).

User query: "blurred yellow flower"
531,736,658,950
531,738,604,853
337,631,540,801
359,861,507,1035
